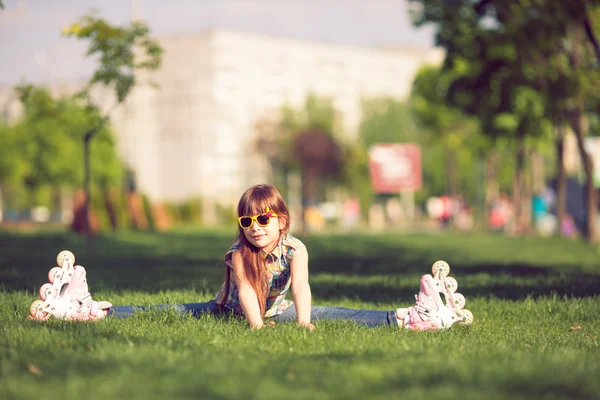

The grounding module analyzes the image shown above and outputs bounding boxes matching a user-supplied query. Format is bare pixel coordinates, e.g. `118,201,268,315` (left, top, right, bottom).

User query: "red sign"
368,144,422,193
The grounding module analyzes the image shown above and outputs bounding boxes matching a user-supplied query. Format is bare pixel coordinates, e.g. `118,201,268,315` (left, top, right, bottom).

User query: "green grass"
1,229,599,400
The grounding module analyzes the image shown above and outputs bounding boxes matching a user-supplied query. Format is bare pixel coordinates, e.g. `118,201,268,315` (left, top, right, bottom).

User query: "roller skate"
396,260,473,330
28,250,112,321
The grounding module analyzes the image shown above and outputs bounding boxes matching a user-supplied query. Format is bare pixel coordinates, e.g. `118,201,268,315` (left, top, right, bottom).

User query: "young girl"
29,184,473,330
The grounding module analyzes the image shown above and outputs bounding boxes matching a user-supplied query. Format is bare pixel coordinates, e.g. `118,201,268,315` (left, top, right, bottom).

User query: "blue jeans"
108,301,397,327
272,305,396,327
107,301,221,319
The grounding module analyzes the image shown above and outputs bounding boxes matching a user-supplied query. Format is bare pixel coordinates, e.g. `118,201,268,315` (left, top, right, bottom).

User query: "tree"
556,6,600,242
0,85,123,214
410,65,486,226
254,94,345,232
293,128,343,229
408,0,600,240
358,97,424,218
0,122,23,191
359,98,420,148
62,11,162,237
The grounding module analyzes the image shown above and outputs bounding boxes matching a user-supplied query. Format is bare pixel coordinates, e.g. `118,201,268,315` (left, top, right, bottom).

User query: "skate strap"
405,307,435,330
77,293,93,306
95,301,112,309
413,304,431,320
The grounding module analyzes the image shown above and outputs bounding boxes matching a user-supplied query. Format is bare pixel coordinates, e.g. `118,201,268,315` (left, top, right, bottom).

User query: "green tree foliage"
0,85,123,211
276,94,342,171
408,0,600,239
141,194,156,231
359,98,419,148
358,95,477,214
256,94,363,231
0,122,23,188
358,96,475,218
280,95,345,231
410,65,490,220
357,98,419,214
330,139,371,219
411,2,551,233
257,94,344,184
62,12,163,104
293,128,343,203
61,11,163,235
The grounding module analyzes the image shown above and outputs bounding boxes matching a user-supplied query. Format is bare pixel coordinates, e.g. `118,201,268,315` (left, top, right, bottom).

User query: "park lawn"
0,229,599,400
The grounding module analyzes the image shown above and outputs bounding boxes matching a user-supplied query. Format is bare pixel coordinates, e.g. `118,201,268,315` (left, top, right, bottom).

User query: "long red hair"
221,184,290,317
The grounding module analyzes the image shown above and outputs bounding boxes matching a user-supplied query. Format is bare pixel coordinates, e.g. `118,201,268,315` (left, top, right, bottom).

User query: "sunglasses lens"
256,214,270,226
239,217,253,228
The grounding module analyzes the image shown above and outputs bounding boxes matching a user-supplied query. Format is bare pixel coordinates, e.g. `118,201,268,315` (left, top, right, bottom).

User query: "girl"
30,184,473,330
212,183,314,330
87,183,314,330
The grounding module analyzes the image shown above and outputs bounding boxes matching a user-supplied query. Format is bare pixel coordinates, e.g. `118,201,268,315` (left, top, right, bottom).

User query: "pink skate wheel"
452,293,466,309
459,309,473,325
431,260,450,277
56,250,75,267
445,277,458,293
30,300,43,317
48,267,61,283
39,283,53,300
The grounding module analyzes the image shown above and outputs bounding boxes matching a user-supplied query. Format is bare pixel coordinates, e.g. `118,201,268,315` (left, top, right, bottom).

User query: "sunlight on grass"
1,229,599,399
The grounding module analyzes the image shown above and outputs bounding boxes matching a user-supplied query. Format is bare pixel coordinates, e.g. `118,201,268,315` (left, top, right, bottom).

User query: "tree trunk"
447,147,458,229
299,171,307,235
300,165,319,234
555,123,567,237
83,129,96,253
569,108,597,242
512,131,526,236
484,151,499,232
521,150,533,235
473,155,485,231
567,24,597,242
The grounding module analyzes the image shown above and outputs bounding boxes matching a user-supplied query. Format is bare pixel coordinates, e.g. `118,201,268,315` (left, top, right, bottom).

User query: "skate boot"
431,260,473,326
28,250,112,321
396,260,473,330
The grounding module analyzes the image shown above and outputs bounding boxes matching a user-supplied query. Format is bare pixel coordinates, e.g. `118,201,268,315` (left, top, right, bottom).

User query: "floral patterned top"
213,233,305,318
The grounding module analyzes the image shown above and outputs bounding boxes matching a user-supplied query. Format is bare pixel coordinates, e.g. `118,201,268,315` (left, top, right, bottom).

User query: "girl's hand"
251,321,276,330
299,322,316,331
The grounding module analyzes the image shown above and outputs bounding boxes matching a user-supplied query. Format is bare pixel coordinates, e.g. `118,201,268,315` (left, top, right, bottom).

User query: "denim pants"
108,301,397,327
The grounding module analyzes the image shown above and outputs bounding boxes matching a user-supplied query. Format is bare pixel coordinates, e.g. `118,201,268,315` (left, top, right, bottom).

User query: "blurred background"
0,0,596,241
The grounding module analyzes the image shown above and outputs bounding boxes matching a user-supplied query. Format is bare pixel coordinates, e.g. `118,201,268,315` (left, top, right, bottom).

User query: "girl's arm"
230,251,264,329
290,244,315,330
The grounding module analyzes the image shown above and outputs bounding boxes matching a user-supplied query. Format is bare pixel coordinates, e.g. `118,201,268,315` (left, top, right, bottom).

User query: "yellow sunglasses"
237,207,278,229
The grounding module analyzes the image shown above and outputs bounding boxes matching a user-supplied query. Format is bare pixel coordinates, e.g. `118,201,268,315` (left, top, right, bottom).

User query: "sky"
0,0,436,85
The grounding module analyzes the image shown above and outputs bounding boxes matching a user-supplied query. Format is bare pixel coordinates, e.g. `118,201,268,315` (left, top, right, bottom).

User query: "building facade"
1,30,444,208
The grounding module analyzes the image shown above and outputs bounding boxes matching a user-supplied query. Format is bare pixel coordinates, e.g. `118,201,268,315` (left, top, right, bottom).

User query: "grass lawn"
1,228,599,400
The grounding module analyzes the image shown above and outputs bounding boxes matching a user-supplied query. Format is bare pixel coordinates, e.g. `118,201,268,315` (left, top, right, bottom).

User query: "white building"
1,30,444,208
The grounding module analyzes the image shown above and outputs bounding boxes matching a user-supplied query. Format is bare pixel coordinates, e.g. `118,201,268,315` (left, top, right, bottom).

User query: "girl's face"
242,212,285,252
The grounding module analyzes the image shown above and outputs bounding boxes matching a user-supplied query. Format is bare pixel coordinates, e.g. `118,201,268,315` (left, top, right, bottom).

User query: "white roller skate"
396,260,473,330
28,250,112,321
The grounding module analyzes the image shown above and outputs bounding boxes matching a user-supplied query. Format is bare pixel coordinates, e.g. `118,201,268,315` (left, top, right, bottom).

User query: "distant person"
532,188,557,236
489,193,511,232
561,213,578,239
455,201,473,231
532,189,548,222
439,195,453,227
29,184,472,330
